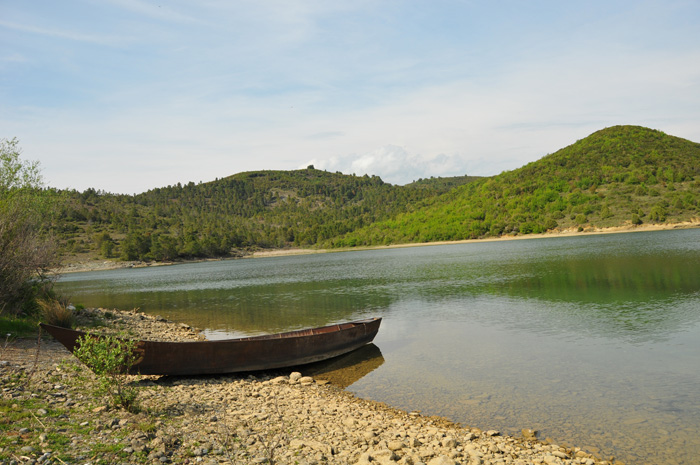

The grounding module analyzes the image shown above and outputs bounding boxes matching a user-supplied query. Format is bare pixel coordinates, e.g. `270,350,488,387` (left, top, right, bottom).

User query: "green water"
57,229,700,464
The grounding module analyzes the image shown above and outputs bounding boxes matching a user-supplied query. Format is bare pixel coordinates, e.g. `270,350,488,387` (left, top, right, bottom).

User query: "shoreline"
56,220,700,273
2,308,612,464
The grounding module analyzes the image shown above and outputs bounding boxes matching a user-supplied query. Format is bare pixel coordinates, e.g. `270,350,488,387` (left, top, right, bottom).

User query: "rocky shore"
2,309,614,465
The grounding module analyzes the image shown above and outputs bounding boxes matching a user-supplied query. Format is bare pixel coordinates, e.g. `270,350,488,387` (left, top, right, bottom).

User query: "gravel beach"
1,308,614,465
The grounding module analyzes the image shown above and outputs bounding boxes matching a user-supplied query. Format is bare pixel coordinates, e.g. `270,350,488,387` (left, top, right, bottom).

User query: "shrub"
73,333,141,412
649,205,668,222
37,297,74,328
0,138,59,316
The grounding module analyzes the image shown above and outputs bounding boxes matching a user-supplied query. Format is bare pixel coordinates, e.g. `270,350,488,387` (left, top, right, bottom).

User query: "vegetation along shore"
3,308,614,465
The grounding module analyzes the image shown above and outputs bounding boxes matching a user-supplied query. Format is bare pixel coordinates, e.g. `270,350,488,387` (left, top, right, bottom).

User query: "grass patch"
37,297,75,328
0,316,38,338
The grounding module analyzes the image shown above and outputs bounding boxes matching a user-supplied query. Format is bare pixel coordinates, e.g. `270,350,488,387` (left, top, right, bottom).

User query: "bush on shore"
0,137,59,318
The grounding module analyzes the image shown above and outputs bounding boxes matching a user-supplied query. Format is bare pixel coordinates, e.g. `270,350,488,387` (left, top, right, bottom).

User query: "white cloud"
305,145,468,185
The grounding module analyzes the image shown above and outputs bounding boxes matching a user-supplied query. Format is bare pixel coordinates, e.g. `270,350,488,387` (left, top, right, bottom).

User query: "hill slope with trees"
55,169,479,262
327,126,700,247
50,125,700,261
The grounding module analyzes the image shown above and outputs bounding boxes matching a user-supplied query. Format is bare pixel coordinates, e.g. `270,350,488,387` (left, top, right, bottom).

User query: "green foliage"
29,125,700,258
0,137,43,193
0,316,36,338
73,333,141,412
331,126,700,247
0,138,60,316
52,170,479,262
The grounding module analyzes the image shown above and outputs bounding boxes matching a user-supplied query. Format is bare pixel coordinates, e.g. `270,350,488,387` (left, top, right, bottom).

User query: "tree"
0,138,42,192
0,138,58,316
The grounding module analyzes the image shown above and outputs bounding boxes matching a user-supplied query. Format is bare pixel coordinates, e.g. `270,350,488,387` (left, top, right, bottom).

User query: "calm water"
57,229,700,465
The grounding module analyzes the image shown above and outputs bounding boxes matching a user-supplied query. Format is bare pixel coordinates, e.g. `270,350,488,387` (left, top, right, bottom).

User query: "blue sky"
2,1,699,194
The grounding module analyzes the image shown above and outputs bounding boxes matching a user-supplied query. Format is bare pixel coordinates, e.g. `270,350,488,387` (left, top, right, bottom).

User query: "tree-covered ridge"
327,126,700,247
55,169,476,261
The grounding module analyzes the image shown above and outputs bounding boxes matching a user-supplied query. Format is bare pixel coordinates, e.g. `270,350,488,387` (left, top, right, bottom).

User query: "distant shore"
56,220,700,274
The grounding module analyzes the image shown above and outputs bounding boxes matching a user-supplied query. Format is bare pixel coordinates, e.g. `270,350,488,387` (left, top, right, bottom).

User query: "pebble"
1,307,610,465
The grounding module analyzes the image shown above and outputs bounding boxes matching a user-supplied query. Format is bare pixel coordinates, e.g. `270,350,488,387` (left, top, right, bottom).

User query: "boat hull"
40,318,381,376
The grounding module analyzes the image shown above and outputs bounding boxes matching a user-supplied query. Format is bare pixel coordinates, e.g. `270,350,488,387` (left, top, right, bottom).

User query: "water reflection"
300,343,384,388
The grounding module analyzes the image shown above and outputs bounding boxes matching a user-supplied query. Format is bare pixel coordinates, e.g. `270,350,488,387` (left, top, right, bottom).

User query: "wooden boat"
40,318,381,376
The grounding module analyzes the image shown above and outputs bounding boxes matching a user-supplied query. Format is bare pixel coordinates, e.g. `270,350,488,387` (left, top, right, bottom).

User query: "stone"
522,428,538,440
441,436,457,448
36,408,48,416
299,376,314,385
370,448,399,462
193,447,208,456
387,440,404,451
427,456,456,465
270,376,288,385
289,372,303,383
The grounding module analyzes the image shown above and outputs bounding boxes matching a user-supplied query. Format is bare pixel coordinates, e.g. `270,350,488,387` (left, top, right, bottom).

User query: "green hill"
327,126,700,247
52,125,700,261
55,169,477,262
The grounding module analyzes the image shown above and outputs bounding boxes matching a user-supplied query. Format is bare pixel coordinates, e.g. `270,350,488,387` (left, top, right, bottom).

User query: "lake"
57,228,700,465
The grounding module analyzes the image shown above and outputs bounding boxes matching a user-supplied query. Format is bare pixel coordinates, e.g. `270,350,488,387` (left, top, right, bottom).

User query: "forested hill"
326,125,700,247
55,169,478,261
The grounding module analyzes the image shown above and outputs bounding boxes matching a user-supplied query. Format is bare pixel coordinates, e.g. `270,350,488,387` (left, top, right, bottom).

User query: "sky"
2,0,700,194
